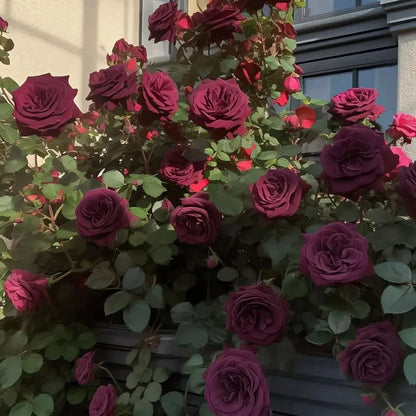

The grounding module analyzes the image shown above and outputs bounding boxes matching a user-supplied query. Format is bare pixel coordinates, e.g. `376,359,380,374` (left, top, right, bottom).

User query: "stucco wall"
0,0,141,110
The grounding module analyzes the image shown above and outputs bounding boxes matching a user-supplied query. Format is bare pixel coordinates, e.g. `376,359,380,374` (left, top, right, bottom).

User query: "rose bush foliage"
0,1,416,416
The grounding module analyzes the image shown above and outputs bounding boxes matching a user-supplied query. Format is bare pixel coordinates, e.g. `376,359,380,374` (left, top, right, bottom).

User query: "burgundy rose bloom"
107,39,147,65
160,145,206,186
235,59,261,86
328,87,385,124
249,168,310,218
203,348,270,416
224,283,290,345
387,113,416,144
75,351,97,385
4,270,50,312
148,1,191,43
189,78,251,139
0,17,8,31
12,73,82,138
138,71,179,125
338,322,402,387
299,222,373,286
320,125,398,200
397,162,416,217
169,192,222,244
75,188,137,246
193,4,245,47
89,384,117,416
86,61,138,110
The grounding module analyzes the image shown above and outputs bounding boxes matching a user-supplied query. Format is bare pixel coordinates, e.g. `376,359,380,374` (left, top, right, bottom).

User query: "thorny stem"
98,365,123,394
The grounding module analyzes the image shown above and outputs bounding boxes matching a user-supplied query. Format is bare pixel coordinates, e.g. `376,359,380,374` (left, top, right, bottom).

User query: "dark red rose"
148,1,191,43
89,384,117,416
278,21,296,39
397,161,416,217
189,78,251,139
75,351,97,385
203,348,270,416
235,58,261,86
112,38,129,54
224,283,290,345
387,113,416,144
86,61,138,110
108,38,147,65
160,145,206,187
0,17,8,31
328,87,385,124
299,222,372,286
138,71,179,125
193,4,245,47
75,188,137,246
12,73,82,138
169,192,222,244
249,168,310,218
4,270,50,312
320,125,398,200
338,322,402,387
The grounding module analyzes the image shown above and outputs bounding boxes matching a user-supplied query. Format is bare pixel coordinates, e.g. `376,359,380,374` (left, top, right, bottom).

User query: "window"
303,65,397,129
140,0,187,62
300,0,378,19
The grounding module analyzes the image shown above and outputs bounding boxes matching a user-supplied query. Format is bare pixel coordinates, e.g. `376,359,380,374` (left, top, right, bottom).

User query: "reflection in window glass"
305,0,377,17
358,65,398,130
303,72,352,102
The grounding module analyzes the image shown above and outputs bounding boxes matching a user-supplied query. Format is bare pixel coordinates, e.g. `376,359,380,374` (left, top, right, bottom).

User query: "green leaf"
102,170,124,188
115,252,134,276
0,195,14,216
0,124,20,144
306,330,334,345
183,354,204,374
62,343,79,361
133,398,153,416
60,155,77,171
365,208,395,224
141,175,166,198
173,274,197,292
282,272,308,299
22,353,43,373
32,393,54,416
5,146,26,173
153,367,172,383
150,245,172,265
123,267,146,290
328,311,351,335
208,184,243,216
403,353,416,385
10,401,33,416
257,338,296,371
176,323,208,349
129,232,147,247
334,201,359,222
375,261,412,283
123,300,151,333
66,386,87,404
0,101,13,119
75,332,96,349
199,403,214,416
348,300,370,319
399,327,416,349
217,267,238,282
189,368,206,394
160,392,185,416
118,392,130,406
381,285,416,314
0,356,22,388
145,285,164,309
85,261,116,289
171,302,194,323
144,382,162,402
104,291,132,316
42,183,60,200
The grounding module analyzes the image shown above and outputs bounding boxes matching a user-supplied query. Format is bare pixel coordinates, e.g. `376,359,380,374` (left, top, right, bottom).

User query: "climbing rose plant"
1,1,416,416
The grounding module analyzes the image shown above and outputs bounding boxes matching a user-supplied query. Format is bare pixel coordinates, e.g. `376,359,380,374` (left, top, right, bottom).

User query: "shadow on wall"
0,0,140,110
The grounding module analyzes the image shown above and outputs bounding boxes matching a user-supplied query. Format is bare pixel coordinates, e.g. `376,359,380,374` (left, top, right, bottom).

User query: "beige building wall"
0,0,141,111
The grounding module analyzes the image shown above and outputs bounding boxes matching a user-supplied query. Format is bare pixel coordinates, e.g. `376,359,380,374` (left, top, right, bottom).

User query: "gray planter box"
95,324,416,416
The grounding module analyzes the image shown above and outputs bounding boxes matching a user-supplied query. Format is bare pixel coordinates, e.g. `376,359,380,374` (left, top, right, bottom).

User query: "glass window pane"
358,65,398,130
303,72,353,102
361,0,378,4
305,0,356,16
